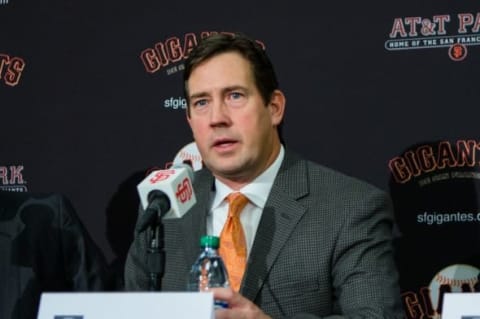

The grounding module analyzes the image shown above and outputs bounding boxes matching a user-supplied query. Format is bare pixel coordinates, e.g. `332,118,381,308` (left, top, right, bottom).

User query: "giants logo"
175,178,193,203
448,43,468,61
389,140,480,184
403,264,480,319
0,54,26,87
140,31,265,75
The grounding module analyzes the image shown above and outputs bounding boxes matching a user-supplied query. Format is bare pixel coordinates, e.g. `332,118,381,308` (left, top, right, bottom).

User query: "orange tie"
219,192,249,292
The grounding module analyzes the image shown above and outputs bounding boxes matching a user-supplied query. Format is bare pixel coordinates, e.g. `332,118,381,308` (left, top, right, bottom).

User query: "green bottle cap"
200,235,220,248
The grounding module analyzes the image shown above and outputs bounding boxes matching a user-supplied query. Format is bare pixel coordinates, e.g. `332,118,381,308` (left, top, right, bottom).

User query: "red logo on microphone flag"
149,169,175,184
176,178,193,203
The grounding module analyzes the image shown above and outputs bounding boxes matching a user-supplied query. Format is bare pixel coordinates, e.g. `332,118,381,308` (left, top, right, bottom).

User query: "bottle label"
214,300,229,309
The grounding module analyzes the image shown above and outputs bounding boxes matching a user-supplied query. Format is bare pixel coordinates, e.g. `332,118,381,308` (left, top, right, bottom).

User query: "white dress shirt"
207,146,285,257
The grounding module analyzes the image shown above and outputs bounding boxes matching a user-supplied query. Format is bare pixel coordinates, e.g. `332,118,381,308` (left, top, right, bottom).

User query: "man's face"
186,51,284,189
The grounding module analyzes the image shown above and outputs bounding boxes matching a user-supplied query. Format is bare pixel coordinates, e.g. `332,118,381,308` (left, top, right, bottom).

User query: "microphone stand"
141,192,170,291
146,213,165,291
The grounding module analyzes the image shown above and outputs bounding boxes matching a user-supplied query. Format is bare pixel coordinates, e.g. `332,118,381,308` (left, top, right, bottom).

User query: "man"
125,33,403,318
0,191,109,319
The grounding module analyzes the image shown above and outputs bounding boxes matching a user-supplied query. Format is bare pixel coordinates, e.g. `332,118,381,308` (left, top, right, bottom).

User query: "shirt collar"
212,145,285,209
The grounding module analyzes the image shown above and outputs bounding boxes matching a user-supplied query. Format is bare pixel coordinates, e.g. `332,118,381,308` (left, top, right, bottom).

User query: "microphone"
136,164,196,232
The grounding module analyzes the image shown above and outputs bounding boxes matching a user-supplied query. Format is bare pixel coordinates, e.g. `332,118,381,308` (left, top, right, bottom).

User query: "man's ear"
268,89,286,126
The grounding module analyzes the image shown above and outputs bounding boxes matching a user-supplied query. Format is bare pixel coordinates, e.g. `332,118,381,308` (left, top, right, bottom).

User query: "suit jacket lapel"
241,150,309,301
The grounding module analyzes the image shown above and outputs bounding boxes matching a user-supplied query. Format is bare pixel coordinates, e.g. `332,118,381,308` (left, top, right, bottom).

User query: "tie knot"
226,192,249,217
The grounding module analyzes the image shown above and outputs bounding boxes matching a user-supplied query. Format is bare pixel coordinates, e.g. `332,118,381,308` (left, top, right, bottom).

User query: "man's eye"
230,92,243,99
225,91,247,108
193,99,208,108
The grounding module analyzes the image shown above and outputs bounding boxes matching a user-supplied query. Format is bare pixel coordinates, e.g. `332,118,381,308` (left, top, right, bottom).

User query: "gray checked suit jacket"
124,150,404,318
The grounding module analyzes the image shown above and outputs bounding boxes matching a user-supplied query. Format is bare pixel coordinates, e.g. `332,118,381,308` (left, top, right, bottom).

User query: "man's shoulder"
284,149,385,196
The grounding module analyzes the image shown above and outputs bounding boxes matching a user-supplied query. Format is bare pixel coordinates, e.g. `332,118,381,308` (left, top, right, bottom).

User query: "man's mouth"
212,138,237,149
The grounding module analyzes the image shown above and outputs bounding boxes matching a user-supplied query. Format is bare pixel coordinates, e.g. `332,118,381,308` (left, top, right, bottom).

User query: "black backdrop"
2,1,480,317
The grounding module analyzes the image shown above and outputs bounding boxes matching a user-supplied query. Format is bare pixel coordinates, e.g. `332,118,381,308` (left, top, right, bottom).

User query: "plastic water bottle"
187,235,229,308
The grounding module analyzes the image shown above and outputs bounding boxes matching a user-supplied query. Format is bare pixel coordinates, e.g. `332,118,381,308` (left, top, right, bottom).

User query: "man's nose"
209,101,231,126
